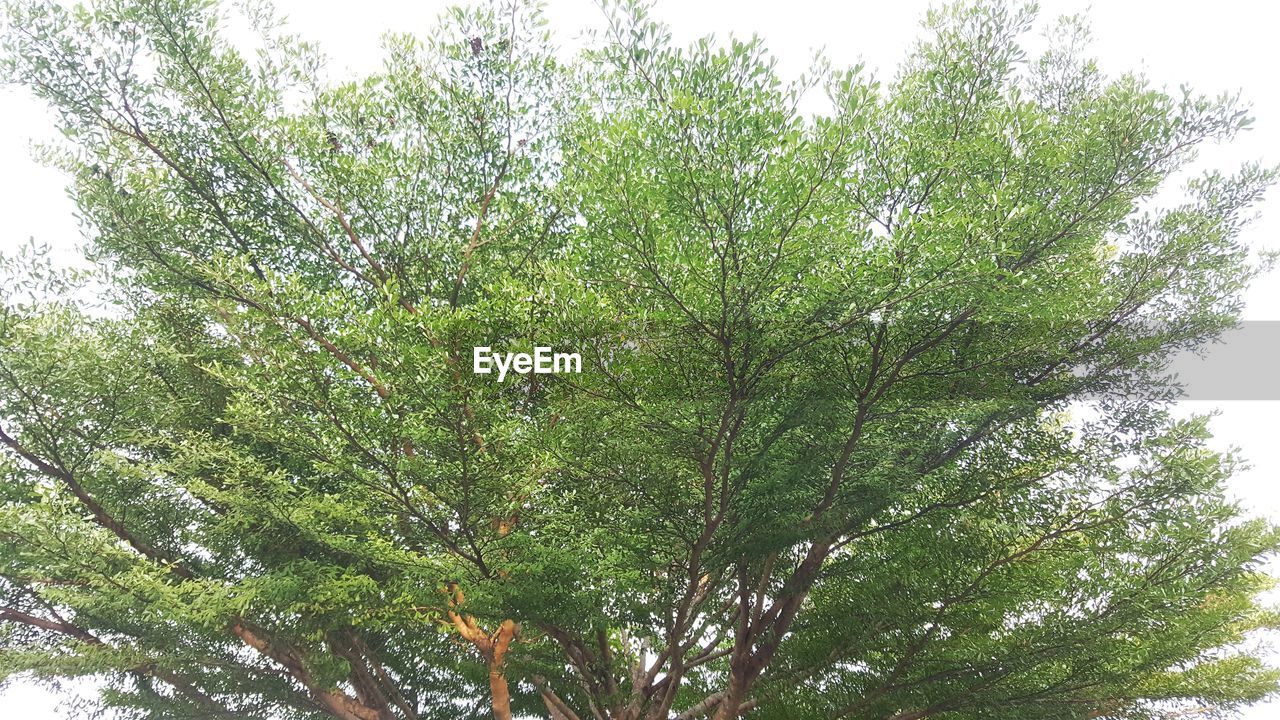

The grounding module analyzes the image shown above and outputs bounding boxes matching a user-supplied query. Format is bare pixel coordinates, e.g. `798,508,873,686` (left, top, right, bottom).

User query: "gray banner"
1166,322,1280,400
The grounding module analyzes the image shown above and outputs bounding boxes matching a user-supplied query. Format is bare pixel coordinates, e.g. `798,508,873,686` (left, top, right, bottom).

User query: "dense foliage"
1,1,1278,719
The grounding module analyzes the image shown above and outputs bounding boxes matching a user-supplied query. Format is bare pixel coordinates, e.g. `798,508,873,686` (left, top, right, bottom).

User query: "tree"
1,0,1277,718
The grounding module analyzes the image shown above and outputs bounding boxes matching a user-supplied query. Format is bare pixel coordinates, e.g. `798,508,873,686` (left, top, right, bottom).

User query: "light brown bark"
447,584,518,720
487,619,517,720
231,620,386,720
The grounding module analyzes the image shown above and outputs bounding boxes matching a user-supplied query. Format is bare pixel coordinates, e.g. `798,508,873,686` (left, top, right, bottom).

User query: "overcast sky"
1,0,1278,717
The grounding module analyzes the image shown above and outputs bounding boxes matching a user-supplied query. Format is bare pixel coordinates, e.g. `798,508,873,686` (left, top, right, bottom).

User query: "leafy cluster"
0,1,1277,719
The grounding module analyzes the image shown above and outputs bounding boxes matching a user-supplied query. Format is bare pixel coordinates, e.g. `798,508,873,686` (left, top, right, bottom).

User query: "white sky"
1,0,1278,717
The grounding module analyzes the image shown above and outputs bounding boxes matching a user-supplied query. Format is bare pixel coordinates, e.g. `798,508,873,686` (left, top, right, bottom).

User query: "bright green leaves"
2,1,1278,719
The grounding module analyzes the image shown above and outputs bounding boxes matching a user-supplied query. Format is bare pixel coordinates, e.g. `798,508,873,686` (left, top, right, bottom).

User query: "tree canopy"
1,1,1278,719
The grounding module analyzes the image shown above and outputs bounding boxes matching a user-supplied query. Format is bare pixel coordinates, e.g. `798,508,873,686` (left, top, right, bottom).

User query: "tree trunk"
489,664,513,720
487,619,517,720
711,674,749,720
